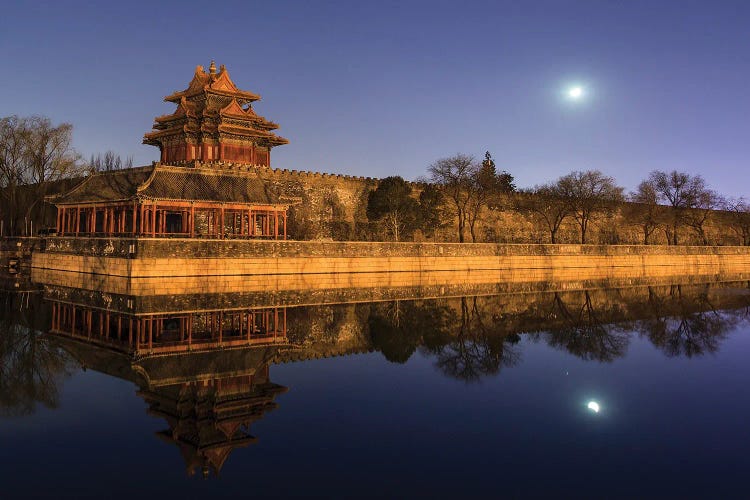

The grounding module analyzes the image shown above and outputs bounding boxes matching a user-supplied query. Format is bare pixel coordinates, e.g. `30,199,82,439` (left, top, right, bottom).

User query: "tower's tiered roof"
143,62,288,166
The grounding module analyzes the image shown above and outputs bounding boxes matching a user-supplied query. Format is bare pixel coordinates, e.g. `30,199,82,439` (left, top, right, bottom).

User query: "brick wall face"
38,237,750,259
31,238,750,291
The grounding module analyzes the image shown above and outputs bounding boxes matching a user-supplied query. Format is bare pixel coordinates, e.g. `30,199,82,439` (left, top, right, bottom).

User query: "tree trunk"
457,210,465,243
699,228,708,245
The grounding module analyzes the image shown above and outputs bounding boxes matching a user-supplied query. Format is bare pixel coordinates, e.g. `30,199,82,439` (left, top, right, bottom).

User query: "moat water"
1,278,750,498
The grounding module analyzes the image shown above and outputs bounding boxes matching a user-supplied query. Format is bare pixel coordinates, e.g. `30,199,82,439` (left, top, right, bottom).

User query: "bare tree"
646,170,709,245
1,116,84,234
724,197,750,246
428,153,515,243
466,152,515,242
89,150,133,172
624,181,664,244
428,154,476,243
0,116,29,234
22,117,81,226
684,189,723,245
515,185,573,244
555,170,624,244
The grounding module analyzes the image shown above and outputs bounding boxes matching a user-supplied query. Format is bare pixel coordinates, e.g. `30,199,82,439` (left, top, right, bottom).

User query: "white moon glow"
587,401,601,413
567,86,584,100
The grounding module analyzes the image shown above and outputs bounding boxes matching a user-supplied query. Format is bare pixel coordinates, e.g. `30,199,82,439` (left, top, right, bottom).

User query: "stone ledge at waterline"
31,237,750,278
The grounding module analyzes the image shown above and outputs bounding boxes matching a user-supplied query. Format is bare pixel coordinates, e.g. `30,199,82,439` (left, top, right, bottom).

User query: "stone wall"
38,237,750,259
255,167,744,245
31,238,750,295
264,168,377,240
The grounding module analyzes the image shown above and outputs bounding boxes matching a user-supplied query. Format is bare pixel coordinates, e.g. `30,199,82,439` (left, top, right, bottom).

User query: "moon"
567,86,584,100
587,401,601,413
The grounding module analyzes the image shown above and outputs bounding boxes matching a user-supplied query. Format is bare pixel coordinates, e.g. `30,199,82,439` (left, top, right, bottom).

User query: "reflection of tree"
0,327,74,416
420,297,521,382
635,285,736,358
0,294,75,416
540,291,630,362
369,300,451,363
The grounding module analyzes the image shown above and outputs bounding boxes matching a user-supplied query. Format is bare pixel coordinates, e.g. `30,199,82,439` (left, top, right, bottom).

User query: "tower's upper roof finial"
209,60,217,75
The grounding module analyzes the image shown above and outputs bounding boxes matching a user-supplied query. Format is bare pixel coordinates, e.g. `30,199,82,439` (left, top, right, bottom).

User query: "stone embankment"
29,237,750,296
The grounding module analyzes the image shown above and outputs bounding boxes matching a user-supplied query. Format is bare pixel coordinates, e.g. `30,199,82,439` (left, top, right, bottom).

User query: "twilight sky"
1,0,749,196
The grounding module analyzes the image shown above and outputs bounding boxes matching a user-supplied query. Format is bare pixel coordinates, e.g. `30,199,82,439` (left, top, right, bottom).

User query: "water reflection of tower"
141,361,287,478
46,295,290,477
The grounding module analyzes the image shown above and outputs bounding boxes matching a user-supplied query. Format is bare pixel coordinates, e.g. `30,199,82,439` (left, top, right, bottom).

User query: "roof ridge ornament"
209,60,217,75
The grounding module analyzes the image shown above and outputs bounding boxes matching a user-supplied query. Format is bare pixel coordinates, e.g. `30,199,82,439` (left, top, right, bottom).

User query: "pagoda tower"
143,61,289,167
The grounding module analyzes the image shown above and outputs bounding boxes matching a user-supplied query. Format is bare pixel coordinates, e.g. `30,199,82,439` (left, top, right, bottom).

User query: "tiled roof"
138,167,276,204
53,165,280,206
53,167,154,204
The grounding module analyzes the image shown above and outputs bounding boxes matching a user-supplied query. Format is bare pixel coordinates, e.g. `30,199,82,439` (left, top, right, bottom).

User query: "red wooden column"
190,205,195,237
56,208,63,234
249,210,254,237
151,203,157,237
75,207,80,235
274,210,279,239
220,206,225,239
283,212,287,240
